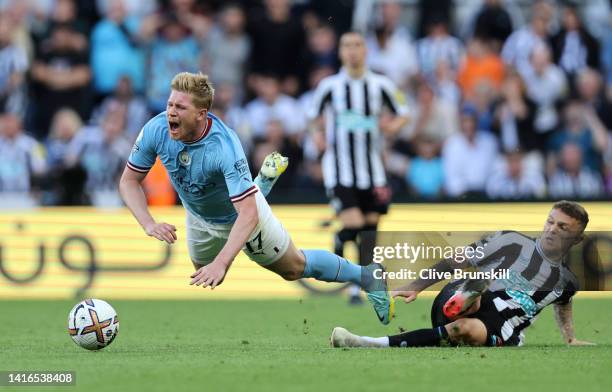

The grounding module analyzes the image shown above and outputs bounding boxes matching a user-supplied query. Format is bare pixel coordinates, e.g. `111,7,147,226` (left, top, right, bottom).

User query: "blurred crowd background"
1,0,612,207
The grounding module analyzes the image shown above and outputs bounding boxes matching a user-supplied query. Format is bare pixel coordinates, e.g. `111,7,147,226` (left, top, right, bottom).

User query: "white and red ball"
68,298,119,350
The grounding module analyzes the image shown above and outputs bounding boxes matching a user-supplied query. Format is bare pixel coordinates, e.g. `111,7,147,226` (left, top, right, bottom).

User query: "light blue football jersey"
127,111,257,224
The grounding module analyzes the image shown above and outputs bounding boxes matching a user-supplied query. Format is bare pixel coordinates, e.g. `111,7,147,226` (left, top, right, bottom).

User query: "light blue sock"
302,249,363,286
254,174,276,197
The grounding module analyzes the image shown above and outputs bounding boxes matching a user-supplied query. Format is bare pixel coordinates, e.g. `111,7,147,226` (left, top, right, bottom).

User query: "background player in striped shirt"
308,31,410,304
331,201,595,347
119,71,394,325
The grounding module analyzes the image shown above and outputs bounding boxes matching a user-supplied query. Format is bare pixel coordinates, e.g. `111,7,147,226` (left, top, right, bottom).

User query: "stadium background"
1,0,611,296
1,2,612,391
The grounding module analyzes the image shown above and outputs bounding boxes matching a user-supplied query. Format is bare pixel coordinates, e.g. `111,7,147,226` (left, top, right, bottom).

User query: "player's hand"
190,260,229,289
144,222,177,244
567,338,596,346
392,290,419,304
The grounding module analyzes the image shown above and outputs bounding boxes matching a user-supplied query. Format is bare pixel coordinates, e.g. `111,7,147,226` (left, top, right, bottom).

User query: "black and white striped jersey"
307,68,409,190
467,231,579,345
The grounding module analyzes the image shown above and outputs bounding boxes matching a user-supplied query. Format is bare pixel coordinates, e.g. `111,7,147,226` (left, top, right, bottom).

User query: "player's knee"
278,268,302,281
281,254,305,281
447,318,486,346
447,318,473,339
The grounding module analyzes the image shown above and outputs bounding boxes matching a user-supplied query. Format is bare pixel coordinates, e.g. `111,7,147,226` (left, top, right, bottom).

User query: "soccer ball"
68,298,119,350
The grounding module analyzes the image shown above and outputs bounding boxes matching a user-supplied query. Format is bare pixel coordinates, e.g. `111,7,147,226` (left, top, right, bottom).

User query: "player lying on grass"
331,201,596,347
119,71,393,324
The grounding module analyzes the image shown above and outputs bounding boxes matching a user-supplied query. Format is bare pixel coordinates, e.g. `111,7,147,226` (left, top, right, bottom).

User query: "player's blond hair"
171,72,215,110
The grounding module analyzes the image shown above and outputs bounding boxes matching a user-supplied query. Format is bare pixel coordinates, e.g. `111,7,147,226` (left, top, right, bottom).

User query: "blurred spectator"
202,4,250,101
579,0,611,40
550,4,599,83
457,38,505,101
548,101,609,173
162,0,212,41
432,60,461,105
501,1,551,76
442,107,498,197
406,137,444,199
471,0,514,49
91,0,145,96
214,82,254,154
32,0,88,50
575,67,612,129
417,0,452,39
145,12,201,113
416,17,464,78
520,43,567,135
251,119,303,189
406,80,459,149
305,25,338,75
44,107,86,205
243,74,305,141
548,142,604,199
30,22,91,139
0,11,28,115
46,107,82,170
65,103,131,207
492,71,539,154
3,0,36,60
96,0,158,19
602,23,612,98
465,83,496,133
366,1,418,89
247,0,305,95
0,112,46,205
91,75,149,140
486,150,546,200
306,0,353,38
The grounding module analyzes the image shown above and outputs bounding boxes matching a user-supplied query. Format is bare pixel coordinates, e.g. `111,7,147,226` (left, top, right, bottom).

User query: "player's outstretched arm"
392,257,466,303
190,193,259,289
119,166,177,244
553,302,596,346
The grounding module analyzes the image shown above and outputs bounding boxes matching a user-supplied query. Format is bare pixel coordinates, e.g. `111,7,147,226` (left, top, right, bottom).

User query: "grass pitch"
1,296,610,392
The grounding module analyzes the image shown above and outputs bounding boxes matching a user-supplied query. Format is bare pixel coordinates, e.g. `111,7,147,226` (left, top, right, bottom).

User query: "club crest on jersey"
179,151,191,166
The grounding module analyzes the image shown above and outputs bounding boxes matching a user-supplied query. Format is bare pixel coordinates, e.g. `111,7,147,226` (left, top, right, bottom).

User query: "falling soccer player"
331,201,596,347
119,71,394,325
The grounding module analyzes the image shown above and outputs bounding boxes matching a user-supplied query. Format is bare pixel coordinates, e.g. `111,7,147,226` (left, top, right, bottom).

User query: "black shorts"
328,185,391,215
431,281,521,347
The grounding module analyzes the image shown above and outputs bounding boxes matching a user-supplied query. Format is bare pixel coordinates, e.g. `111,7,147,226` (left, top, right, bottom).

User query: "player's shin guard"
302,249,362,285
388,326,449,347
359,224,378,266
334,228,359,257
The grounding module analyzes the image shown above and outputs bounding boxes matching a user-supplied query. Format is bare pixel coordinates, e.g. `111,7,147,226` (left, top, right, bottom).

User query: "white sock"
349,284,361,297
361,336,390,347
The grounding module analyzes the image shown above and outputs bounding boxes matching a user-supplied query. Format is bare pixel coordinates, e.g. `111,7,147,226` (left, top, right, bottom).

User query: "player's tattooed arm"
119,166,177,244
553,302,596,346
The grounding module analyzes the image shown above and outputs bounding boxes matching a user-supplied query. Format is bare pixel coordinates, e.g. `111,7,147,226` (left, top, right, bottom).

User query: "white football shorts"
186,190,291,266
